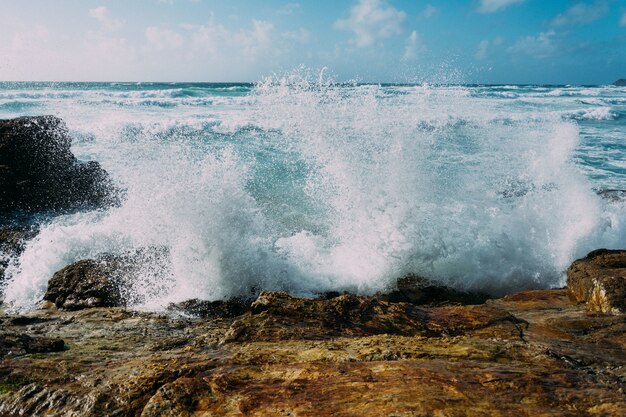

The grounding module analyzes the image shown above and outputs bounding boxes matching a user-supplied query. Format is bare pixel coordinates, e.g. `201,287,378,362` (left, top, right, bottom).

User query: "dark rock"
0,333,64,357
613,79,626,86
0,115,118,216
44,259,124,310
0,226,37,288
596,189,626,202
379,274,489,306
43,246,170,310
225,291,430,342
140,377,215,417
224,291,521,343
567,249,626,314
167,297,252,319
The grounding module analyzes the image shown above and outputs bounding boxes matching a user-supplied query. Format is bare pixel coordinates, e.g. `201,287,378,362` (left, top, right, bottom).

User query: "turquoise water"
2,76,626,310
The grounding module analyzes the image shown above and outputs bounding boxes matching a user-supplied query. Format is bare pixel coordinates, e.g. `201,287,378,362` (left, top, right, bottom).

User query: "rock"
44,259,124,310
0,115,118,215
0,333,64,357
596,189,626,202
140,377,215,417
613,79,626,86
567,249,626,314
223,291,520,343
379,274,489,306
43,247,170,310
167,297,252,319
0,289,625,416
0,226,37,287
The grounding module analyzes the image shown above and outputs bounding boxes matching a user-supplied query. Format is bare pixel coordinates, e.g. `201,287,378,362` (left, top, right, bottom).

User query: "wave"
3,73,626,311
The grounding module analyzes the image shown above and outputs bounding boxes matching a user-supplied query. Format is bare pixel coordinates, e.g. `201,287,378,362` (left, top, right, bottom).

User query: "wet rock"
0,333,64,357
225,291,430,342
379,274,489,306
596,189,626,202
223,291,519,343
43,247,170,310
140,377,215,417
0,115,118,215
0,226,37,287
567,249,626,314
44,259,124,310
0,288,625,416
167,297,252,319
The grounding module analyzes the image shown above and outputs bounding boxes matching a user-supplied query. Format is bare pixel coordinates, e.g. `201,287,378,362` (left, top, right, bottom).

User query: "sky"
0,0,625,84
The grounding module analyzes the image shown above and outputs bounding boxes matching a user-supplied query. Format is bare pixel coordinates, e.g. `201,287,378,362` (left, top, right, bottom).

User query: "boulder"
378,274,489,306
43,247,170,310
567,249,626,314
44,259,124,310
0,115,118,215
167,297,252,319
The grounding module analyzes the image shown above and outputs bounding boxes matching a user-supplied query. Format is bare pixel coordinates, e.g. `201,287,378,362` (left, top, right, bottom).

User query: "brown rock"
567,249,626,314
0,333,64,358
0,289,625,416
43,259,123,310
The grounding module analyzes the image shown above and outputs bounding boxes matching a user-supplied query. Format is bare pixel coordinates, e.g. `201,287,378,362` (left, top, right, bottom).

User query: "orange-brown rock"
0,289,624,416
567,249,626,314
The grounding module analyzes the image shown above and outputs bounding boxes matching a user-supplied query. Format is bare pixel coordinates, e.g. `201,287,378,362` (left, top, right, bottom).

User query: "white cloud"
188,18,275,60
621,12,626,27
402,31,426,60
507,30,557,59
145,27,184,50
335,0,406,48
474,36,504,60
89,6,123,32
282,28,310,44
277,3,301,16
421,5,438,19
475,40,490,60
550,1,609,27
477,0,524,14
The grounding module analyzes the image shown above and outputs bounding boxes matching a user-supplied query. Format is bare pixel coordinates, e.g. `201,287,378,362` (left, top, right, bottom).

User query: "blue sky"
1,0,625,84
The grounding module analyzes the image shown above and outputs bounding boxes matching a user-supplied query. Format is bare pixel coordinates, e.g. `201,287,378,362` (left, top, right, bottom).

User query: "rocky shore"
0,116,625,416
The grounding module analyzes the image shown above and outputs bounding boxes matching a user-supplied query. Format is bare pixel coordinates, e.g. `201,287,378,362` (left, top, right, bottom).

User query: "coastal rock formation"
567,249,626,314
43,247,169,310
378,274,489,305
0,333,64,358
0,226,37,287
43,259,125,310
0,288,624,416
0,115,117,215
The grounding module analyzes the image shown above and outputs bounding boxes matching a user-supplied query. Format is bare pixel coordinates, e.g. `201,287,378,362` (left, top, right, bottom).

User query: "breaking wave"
3,73,626,310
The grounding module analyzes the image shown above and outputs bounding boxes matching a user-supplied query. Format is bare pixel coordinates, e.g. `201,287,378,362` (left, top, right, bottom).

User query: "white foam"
3,74,626,311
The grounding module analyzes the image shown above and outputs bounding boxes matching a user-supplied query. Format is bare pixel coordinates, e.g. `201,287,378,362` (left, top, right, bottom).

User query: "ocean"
2,75,626,311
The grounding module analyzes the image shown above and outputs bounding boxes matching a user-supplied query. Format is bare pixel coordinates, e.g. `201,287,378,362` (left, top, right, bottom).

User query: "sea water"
1,73,626,310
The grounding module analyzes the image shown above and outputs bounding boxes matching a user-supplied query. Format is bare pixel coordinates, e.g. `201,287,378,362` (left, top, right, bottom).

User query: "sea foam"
3,74,626,311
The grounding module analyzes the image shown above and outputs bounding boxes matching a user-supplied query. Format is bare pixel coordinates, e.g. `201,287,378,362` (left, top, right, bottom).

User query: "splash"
3,72,626,310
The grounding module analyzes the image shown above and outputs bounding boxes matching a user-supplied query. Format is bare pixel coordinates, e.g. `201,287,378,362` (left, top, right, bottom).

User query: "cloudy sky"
1,0,625,84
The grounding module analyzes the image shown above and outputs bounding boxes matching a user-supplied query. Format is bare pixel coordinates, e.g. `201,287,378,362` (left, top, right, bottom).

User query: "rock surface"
0,115,117,215
567,249,626,314
43,259,125,310
0,226,37,287
0,289,624,416
43,247,170,310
